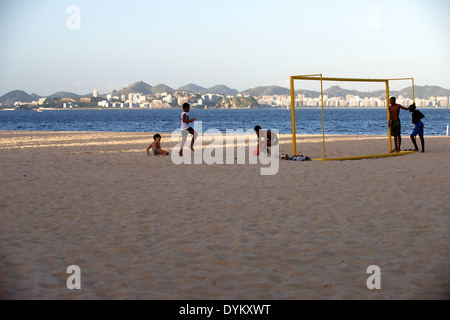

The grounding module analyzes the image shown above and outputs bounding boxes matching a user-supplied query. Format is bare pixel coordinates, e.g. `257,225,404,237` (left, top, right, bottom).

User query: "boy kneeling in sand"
254,125,279,156
147,134,169,156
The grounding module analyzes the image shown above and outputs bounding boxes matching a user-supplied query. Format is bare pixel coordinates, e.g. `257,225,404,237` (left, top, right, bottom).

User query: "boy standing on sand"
179,103,198,157
147,134,169,156
409,103,425,152
389,97,409,153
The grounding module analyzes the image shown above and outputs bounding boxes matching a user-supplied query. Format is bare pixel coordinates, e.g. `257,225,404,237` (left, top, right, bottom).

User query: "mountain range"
111,81,240,96
1,81,450,106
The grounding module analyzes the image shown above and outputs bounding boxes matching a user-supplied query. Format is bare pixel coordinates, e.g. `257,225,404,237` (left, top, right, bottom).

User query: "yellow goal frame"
290,74,417,161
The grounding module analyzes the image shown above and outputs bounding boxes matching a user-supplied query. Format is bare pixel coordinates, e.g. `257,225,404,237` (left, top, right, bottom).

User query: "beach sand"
0,130,449,300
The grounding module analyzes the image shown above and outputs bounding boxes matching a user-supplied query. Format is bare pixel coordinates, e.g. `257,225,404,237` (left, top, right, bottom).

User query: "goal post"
290,74,416,161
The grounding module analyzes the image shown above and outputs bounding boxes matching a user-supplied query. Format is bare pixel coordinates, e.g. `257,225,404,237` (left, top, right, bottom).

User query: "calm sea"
0,108,449,136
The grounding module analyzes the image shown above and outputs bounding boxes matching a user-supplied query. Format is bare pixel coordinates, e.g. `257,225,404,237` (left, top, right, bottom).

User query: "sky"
0,0,449,96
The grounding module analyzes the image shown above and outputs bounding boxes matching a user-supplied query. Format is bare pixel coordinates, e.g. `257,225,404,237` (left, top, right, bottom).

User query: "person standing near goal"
409,103,425,153
389,97,409,153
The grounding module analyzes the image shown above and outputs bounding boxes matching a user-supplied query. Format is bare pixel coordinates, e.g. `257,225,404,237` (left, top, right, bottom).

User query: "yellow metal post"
312,150,416,161
386,80,392,153
293,76,388,83
320,75,326,160
290,76,296,156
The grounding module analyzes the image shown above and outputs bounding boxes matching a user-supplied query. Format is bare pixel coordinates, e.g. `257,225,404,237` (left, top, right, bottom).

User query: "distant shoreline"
1,106,449,111
0,130,445,138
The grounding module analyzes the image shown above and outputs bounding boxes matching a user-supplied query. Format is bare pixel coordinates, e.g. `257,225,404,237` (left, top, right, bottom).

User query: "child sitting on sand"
147,134,169,156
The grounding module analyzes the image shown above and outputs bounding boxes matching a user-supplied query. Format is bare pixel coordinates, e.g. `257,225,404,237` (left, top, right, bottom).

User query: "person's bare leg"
158,148,169,156
180,131,188,156
392,137,398,153
420,137,425,153
190,131,198,151
411,136,419,151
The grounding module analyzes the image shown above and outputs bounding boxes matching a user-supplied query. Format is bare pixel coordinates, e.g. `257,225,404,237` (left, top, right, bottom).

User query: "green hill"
151,84,175,95
0,90,35,106
204,85,238,96
398,86,450,99
113,81,153,96
30,93,41,100
177,83,207,93
216,96,259,109
242,86,291,97
323,86,372,98
48,91,82,99
293,89,321,98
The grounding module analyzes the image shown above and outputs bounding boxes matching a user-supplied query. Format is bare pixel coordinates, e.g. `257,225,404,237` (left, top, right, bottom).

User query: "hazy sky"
1,0,449,96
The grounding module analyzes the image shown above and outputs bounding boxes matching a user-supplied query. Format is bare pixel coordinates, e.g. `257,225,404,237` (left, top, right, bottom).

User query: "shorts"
411,121,424,138
390,120,401,137
153,147,159,156
181,127,195,137
180,127,196,148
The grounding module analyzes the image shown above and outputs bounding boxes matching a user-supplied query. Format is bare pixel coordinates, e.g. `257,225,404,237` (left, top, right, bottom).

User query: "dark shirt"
411,110,425,125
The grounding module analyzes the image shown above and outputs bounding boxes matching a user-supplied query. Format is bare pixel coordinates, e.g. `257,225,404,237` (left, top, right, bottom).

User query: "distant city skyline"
1,0,449,96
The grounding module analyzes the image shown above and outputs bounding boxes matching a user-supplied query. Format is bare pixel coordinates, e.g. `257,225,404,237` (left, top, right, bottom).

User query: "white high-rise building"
93,89,99,98
163,94,173,104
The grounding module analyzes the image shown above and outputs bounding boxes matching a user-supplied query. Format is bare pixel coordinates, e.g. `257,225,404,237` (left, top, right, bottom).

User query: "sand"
0,130,449,300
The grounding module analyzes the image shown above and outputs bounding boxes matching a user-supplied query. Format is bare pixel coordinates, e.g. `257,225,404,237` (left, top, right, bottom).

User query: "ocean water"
0,108,448,136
